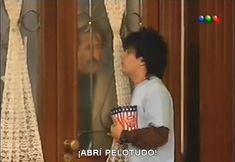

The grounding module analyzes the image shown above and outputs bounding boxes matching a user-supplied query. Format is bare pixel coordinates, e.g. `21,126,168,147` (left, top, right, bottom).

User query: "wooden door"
40,0,117,161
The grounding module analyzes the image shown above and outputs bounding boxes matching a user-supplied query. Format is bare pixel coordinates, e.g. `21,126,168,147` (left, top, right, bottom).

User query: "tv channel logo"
198,15,221,24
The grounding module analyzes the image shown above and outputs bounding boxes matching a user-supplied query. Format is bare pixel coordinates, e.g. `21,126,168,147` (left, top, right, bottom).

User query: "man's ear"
139,57,146,66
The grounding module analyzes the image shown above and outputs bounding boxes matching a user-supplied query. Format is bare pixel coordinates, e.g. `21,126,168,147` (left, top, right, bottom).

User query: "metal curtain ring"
20,9,40,32
132,12,143,26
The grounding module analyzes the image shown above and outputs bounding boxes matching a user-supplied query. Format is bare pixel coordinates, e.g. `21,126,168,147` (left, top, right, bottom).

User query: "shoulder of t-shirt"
145,78,172,99
147,77,167,90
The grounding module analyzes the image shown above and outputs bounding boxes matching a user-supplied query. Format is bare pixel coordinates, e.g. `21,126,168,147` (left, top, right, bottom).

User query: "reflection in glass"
77,0,116,150
77,0,145,150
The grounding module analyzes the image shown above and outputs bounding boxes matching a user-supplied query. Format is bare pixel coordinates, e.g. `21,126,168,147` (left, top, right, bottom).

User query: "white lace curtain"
0,0,44,161
105,0,131,162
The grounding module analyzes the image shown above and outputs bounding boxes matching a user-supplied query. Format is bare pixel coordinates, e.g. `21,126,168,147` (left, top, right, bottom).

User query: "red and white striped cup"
111,105,138,131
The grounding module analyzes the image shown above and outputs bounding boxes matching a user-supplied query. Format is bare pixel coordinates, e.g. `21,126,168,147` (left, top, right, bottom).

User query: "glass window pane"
77,0,145,150
77,0,116,150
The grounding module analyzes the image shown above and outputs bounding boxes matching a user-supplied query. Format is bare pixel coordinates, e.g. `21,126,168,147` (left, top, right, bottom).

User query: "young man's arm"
111,119,169,149
119,126,169,149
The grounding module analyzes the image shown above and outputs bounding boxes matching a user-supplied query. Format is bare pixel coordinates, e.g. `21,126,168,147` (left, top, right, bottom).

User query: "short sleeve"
144,88,173,128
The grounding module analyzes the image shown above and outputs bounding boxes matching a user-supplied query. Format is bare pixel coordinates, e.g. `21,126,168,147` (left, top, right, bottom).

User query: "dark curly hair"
123,27,168,79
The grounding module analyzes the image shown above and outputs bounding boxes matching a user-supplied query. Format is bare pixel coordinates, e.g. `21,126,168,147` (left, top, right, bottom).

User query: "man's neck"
130,71,147,86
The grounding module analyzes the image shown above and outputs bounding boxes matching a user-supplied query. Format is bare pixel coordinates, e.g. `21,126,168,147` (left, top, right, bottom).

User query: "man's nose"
92,49,100,58
88,49,100,61
121,53,126,60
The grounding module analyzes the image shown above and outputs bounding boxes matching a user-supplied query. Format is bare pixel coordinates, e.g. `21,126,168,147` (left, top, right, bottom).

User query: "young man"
110,28,174,162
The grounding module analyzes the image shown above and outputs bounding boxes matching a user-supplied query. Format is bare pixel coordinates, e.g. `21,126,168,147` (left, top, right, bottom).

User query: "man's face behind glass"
77,32,103,74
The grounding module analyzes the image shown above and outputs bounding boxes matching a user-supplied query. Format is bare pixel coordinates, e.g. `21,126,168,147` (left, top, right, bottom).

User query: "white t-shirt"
128,76,174,162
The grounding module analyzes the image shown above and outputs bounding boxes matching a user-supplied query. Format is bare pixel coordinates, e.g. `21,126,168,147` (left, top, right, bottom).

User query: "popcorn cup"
111,105,138,130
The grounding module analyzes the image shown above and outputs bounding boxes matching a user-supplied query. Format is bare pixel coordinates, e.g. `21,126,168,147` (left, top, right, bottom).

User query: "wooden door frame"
39,0,58,161
184,0,200,162
57,0,79,161
40,0,79,161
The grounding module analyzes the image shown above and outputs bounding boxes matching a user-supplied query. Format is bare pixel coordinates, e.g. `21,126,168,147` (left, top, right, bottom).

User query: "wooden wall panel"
144,0,159,29
199,0,235,162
